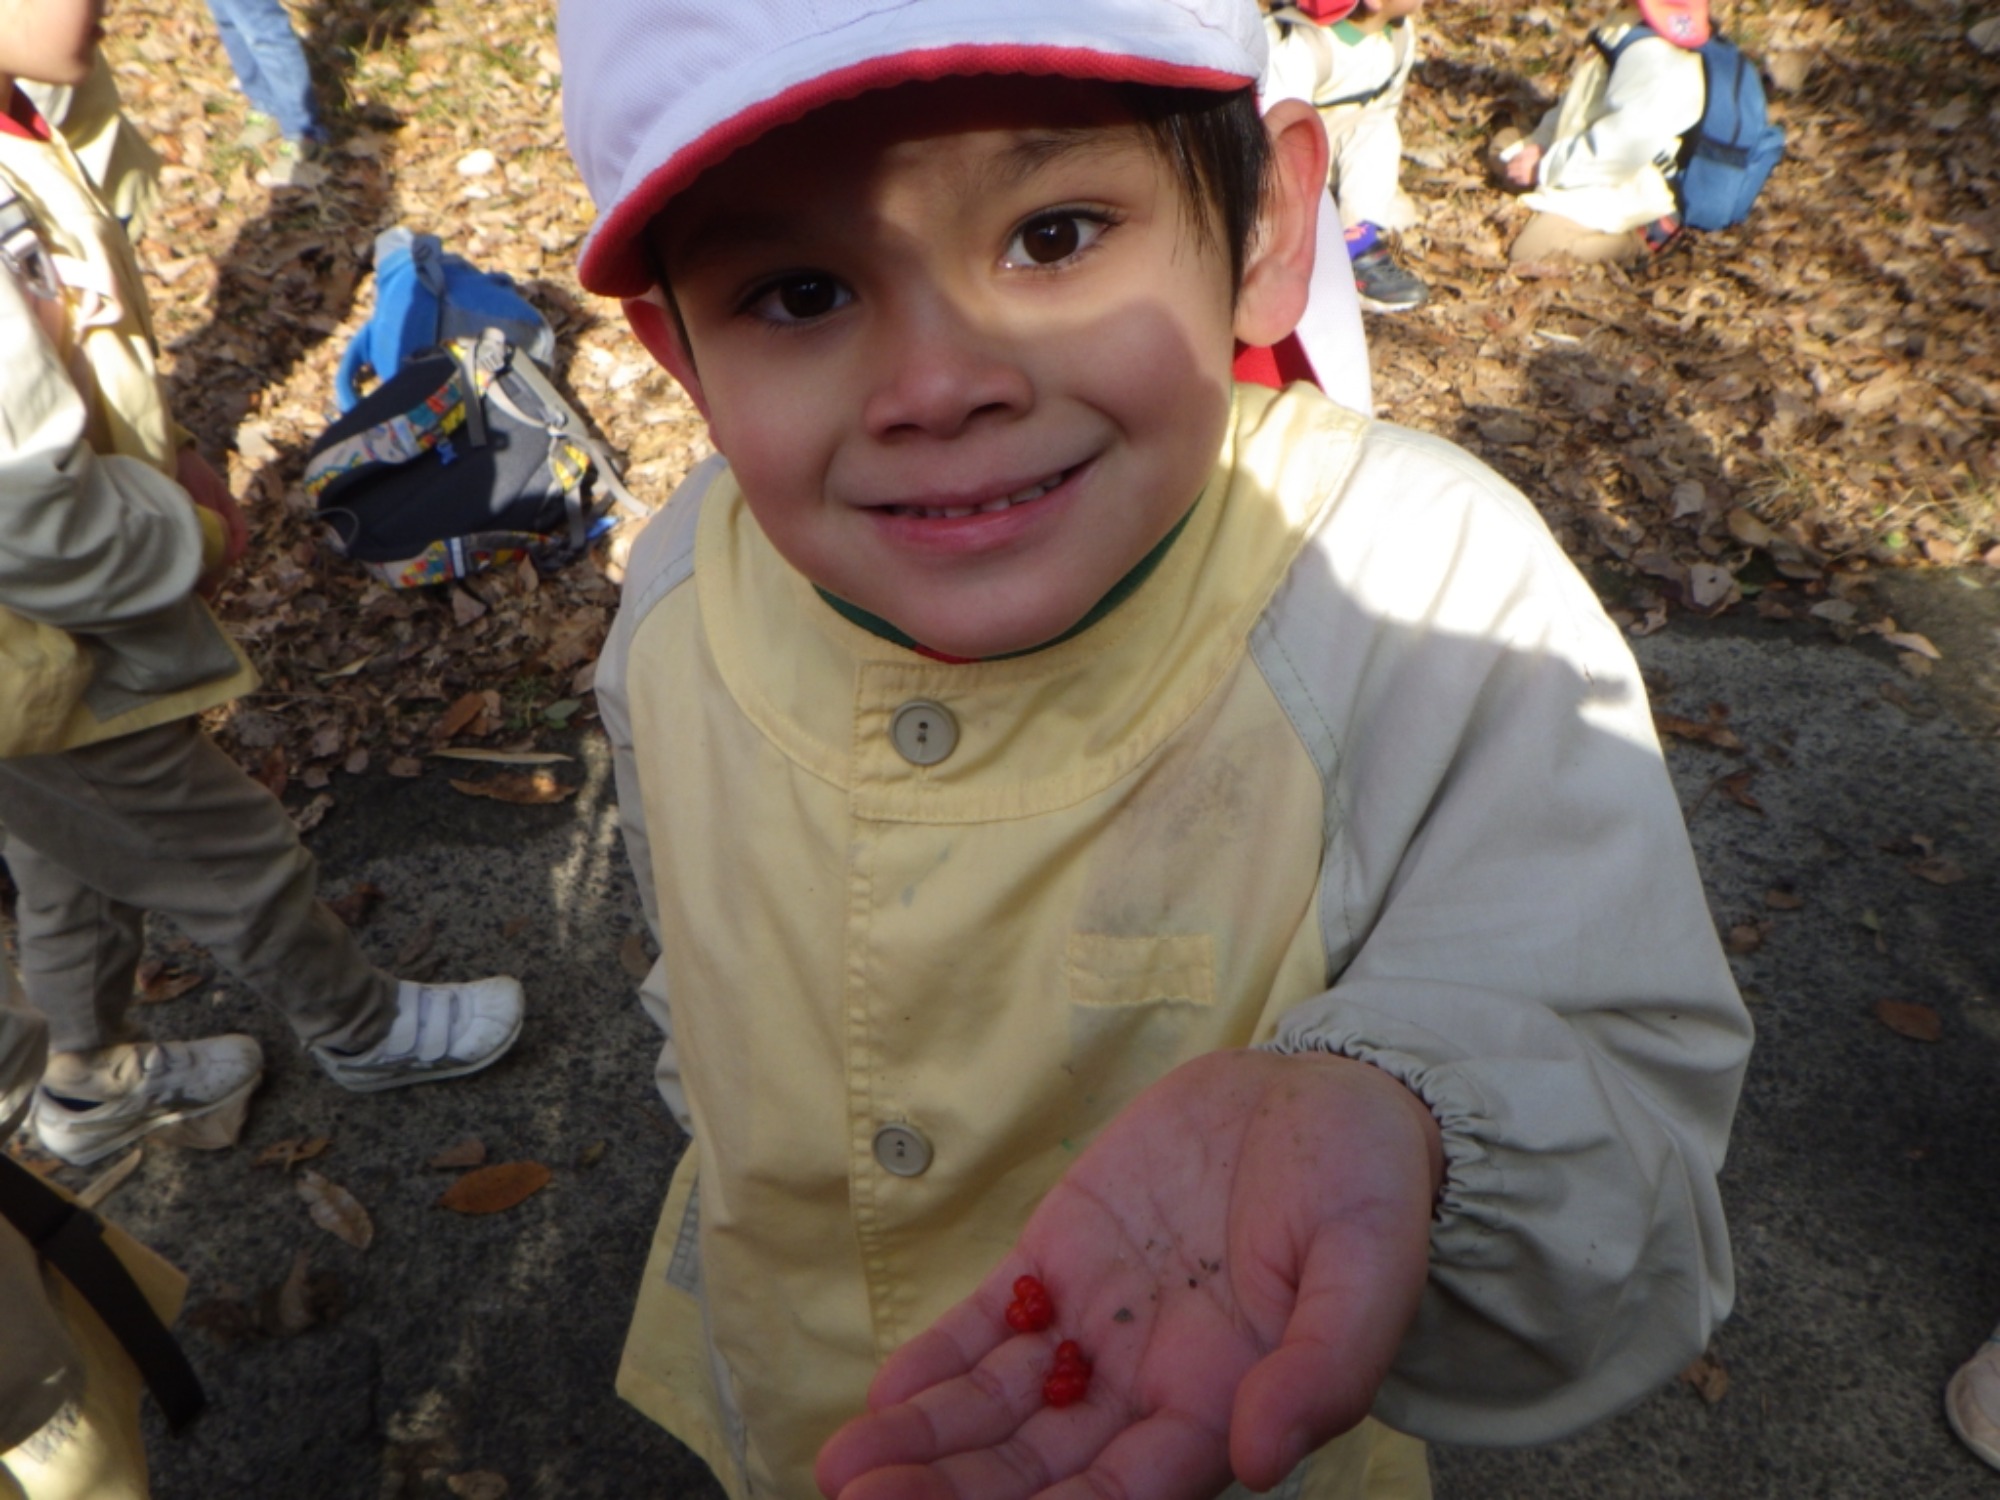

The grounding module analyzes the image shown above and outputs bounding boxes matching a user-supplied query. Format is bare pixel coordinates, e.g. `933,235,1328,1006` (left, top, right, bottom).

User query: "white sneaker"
1947,1330,2000,1471
33,1036,265,1168
310,977,523,1094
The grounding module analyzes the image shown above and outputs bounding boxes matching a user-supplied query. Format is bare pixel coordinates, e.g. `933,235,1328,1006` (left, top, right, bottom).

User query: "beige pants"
1509,211,1648,267
0,720,393,1055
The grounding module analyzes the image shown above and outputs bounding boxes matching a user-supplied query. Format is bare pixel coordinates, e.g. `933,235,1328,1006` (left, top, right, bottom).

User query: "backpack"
304,325,643,588
335,227,556,412
1598,24,1786,232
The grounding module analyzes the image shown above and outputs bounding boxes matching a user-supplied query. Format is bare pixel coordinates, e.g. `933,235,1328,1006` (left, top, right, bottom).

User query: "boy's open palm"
816,1050,1443,1500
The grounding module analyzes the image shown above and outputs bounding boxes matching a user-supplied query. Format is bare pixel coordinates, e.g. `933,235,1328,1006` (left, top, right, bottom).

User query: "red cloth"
1232,334,1320,391
1,85,52,142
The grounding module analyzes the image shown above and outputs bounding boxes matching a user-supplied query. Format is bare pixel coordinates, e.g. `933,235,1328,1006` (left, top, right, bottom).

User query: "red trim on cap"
580,45,1250,297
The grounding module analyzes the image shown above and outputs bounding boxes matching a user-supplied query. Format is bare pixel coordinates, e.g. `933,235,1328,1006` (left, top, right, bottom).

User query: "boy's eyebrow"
663,210,801,276
984,127,1139,193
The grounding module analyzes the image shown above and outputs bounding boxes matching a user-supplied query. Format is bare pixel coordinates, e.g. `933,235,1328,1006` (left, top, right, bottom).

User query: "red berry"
1004,1274,1054,1333
1042,1340,1092,1406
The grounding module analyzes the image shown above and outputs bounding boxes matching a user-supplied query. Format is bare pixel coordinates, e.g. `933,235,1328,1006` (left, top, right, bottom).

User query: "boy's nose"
860,297,1033,441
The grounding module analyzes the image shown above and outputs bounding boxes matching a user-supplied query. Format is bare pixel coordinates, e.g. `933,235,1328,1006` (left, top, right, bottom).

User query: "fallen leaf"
395,919,438,969
619,931,653,980
435,692,488,742
1725,921,1771,955
1874,999,1943,1042
1718,771,1764,814
1908,857,1968,886
1654,713,1744,752
446,1474,509,1500
76,1146,144,1210
430,748,574,766
575,1140,608,1170
291,793,334,833
501,915,531,940
268,1250,318,1336
439,1161,553,1215
327,882,386,929
448,772,576,805
255,1136,331,1170
1763,888,1804,911
429,1137,488,1170
135,960,206,1004
1879,630,1941,661
387,756,425,779
1679,1351,1730,1405
450,587,489,627
297,1169,374,1250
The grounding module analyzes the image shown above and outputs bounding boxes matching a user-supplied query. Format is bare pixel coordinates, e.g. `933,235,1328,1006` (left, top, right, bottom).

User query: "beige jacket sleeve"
1255,423,1750,1443
0,260,208,633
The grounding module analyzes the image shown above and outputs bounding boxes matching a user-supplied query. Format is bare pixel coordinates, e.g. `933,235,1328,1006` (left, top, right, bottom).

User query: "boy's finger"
819,1337,1053,1495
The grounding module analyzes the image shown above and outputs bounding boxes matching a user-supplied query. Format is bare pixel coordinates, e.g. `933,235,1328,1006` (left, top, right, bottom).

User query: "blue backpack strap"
1592,20,1655,68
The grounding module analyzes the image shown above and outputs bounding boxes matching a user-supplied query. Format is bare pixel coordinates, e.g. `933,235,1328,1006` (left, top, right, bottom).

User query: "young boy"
565,3,1752,1497
1264,0,1431,311
1497,0,1709,264
0,0,525,1170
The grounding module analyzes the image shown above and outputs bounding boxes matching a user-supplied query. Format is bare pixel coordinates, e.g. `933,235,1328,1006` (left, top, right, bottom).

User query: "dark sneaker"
1352,249,1430,313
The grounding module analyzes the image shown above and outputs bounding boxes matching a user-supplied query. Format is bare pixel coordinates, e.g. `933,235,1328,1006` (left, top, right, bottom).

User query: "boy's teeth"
898,470,1064,518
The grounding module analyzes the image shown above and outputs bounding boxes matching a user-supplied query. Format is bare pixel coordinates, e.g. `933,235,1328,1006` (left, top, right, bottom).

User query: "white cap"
560,0,1271,298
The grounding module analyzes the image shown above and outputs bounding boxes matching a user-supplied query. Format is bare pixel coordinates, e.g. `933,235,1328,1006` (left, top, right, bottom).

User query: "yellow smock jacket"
0,93,254,759
598,385,1751,1499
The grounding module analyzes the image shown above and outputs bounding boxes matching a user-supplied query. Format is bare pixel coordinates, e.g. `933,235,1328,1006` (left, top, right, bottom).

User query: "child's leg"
0,843,143,1057
0,722,394,1056
1510,211,1644,267
201,0,322,143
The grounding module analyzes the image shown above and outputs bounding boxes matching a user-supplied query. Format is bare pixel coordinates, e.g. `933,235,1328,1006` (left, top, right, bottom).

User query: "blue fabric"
1342,220,1382,260
204,0,322,143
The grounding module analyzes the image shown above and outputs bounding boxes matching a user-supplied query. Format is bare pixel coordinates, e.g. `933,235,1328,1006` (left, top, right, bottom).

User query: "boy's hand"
1502,142,1542,188
815,1050,1443,1500
175,446,249,594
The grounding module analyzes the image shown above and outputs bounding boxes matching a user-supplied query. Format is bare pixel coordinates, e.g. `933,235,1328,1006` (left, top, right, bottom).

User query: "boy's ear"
624,292,712,422
1233,99,1329,350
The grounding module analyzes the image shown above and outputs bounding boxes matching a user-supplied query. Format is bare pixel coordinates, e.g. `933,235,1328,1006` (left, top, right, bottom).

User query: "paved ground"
14,571,2000,1499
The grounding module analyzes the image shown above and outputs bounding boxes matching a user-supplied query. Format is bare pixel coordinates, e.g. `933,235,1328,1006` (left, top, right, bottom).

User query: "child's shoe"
33,1036,265,1167
1352,249,1430,313
1947,1329,2000,1471
1639,213,1684,255
310,977,524,1093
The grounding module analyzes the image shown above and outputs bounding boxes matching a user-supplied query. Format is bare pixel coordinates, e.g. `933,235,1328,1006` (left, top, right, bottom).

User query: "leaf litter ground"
106,0,2000,795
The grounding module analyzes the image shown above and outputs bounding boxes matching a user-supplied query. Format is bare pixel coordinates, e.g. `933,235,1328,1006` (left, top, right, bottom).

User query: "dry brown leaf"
430,748,573,766
387,756,425,779
297,1169,374,1250
619,931,654,980
76,1146,144,1210
446,1474,510,1500
395,919,438,970
255,1136,332,1170
429,1137,489,1170
435,692,489,742
1718,771,1764,815
575,1140,609,1170
1679,1351,1730,1405
501,914,532,940
1725,921,1771,956
135,960,206,1005
1654,713,1743,752
1908,857,1968,886
1763,889,1804,911
448,771,577,805
327,882,386,929
1874,1000,1943,1042
439,1162,553,1215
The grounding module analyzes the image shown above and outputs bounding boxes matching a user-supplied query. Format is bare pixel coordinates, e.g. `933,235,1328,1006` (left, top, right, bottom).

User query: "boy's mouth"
880,465,1078,520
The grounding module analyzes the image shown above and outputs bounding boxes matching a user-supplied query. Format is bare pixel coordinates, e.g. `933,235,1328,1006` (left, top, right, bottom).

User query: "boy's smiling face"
653,78,1312,659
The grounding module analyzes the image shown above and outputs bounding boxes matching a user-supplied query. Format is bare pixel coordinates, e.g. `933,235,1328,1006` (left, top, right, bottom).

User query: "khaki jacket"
0,102,254,760
600,385,1750,1498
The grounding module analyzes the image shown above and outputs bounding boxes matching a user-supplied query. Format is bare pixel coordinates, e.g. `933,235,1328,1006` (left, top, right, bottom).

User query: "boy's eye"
1002,213,1109,270
746,273,851,324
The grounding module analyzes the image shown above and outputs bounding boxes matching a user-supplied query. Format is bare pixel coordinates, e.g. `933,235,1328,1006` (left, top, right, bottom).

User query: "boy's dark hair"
1121,84,1274,293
